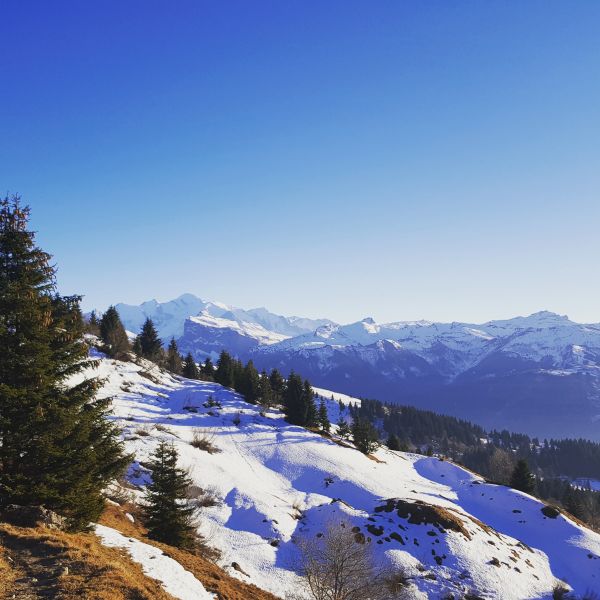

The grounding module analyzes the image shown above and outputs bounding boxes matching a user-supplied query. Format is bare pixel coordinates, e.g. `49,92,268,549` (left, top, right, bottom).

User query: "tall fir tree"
166,338,182,374
239,360,261,404
283,372,304,425
510,459,535,495
200,357,214,381
386,433,401,451
214,350,234,388
283,374,317,427
318,398,330,433
144,441,196,549
0,197,129,530
258,370,273,408
336,418,351,440
303,380,317,428
232,359,244,389
132,335,142,356
268,369,285,404
137,318,163,363
99,306,130,358
182,352,199,379
85,310,100,336
352,419,380,454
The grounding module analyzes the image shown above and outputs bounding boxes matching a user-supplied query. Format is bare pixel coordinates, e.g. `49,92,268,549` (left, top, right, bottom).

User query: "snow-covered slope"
82,355,600,599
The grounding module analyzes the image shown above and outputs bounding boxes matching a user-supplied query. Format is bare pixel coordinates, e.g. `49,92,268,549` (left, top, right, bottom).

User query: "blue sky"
1,1,599,324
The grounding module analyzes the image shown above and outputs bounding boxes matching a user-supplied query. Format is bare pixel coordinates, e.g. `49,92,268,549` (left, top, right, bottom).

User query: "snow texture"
95,523,214,600
78,355,600,599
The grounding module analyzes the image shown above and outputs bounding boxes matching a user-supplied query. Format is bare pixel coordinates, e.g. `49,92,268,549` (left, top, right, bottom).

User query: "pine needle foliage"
0,196,129,530
166,338,182,374
99,306,130,358
144,441,197,549
510,459,536,495
318,398,330,433
137,318,163,362
182,352,199,379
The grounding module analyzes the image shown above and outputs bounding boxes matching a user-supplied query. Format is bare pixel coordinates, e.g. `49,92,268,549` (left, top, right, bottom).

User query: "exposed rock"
541,505,561,519
0,505,66,530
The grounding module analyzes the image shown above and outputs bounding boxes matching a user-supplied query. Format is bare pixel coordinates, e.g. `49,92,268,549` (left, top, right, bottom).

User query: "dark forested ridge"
346,396,600,528
351,397,600,480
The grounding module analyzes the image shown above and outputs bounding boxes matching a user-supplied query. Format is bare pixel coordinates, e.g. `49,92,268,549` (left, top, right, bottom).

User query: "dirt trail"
0,530,62,599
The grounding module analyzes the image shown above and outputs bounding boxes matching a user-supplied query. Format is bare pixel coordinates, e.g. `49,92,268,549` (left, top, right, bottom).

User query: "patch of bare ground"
99,502,281,600
0,522,174,600
375,498,502,540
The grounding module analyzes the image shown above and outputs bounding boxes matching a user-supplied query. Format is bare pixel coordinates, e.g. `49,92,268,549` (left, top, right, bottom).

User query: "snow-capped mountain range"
115,294,600,440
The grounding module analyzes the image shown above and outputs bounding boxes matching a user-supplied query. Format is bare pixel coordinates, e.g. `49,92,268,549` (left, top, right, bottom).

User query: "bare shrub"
297,521,406,600
190,428,220,454
552,583,570,600
488,448,515,485
203,395,221,408
105,476,136,505
232,412,241,426
135,425,152,437
188,484,221,508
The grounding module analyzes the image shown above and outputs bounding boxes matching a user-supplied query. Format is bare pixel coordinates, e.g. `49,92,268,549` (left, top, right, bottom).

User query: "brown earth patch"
99,502,280,600
0,522,174,600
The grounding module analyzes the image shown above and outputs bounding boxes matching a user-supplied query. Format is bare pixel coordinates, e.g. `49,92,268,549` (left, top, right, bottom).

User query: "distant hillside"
113,295,600,440
72,351,600,599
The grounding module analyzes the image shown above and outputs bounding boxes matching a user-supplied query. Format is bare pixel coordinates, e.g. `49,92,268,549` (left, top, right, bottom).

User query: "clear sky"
1,1,599,324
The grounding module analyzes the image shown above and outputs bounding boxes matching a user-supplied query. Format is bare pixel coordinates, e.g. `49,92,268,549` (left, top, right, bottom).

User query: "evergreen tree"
386,433,401,451
0,197,129,530
132,335,142,356
182,352,199,379
303,380,317,427
144,441,196,549
283,374,317,427
268,369,285,404
214,350,234,388
232,359,244,390
336,418,351,440
239,360,261,404
137,318,163,362
166,338,182,374
283,372,304,425
200,357,214,381
258,371,273,408
99,305,130,358
510,459,536,495
318,398,330,433
352,419,379,454
85,310,100,336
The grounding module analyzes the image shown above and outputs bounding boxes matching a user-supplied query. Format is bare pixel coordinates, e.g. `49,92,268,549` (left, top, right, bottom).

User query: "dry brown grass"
366,453,386,463
375,498,474,539
0,522,174,600
0,545,16,598
99,502,281,600
0,501,282,600
190,428,221,454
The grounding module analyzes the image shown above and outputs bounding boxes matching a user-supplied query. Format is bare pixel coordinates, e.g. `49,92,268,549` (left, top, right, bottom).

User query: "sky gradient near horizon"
1,1,599,324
